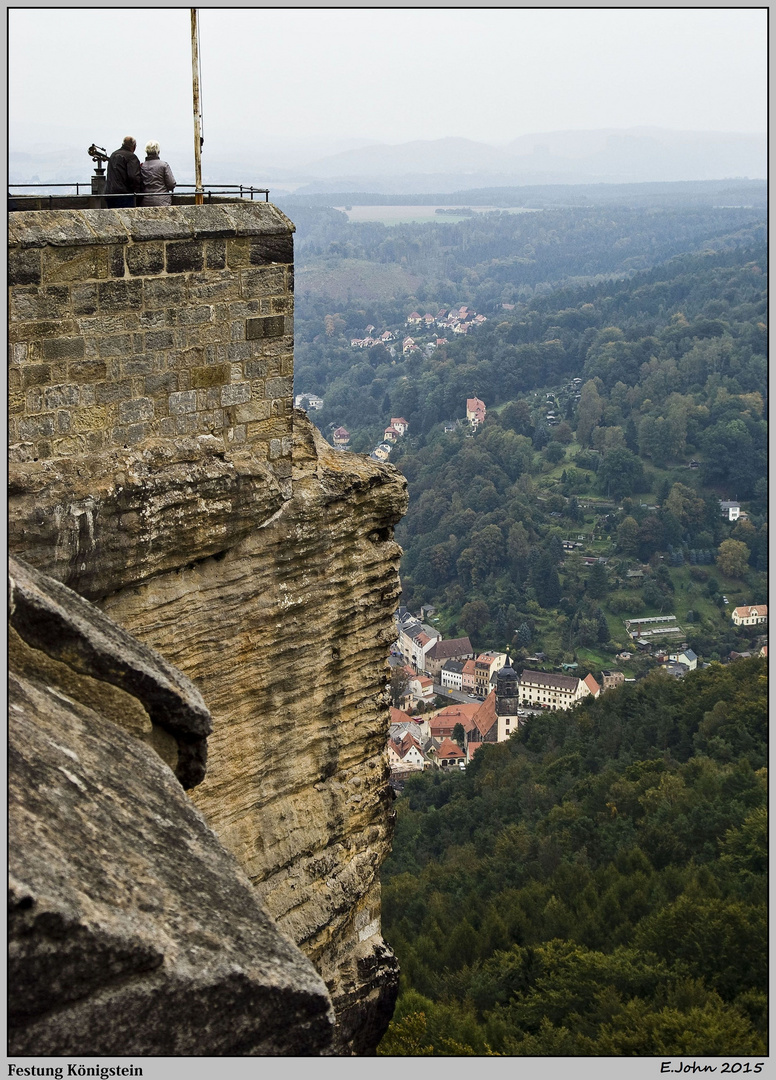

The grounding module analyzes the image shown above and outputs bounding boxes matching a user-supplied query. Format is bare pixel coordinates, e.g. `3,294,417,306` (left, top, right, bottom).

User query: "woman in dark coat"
140,141,176,206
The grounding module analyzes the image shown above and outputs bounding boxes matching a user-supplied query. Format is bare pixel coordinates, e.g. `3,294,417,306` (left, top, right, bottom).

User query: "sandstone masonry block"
143,277,187,307
169,390,197,415
22,365,52,389
112,422,150,445
191,365,230,390
233,400,270,424
250,235,293,265
121,357,156,377
265,377,293,399
95,380,134,404
43,385,80,410
239,267,285,297
127,243,165,276
109,246,127,277
144,329,175,350
221,383,251,406
246,315,285,340
205,240,226,270
42,338,86,361
119,398,155,424
175,305,213,326
42,246,109,283
9,250,41,286
20,415,55,439
71,284,100,316
10,286,71,322
166,240,204,274
68,361,108,383
98,280,143,312
145,373,179,395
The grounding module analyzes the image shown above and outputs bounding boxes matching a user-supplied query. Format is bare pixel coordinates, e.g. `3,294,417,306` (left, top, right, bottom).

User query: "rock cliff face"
8,201,408,1053
8,410,408,1053
9,557,334,1056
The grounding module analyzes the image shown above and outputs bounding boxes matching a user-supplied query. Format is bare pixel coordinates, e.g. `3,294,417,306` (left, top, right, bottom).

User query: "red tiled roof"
583,673,600,695
427,636,473,661
390,706,415,725
472,690,498,737
437,737,465,760
733,605,767,618
433,703,480,722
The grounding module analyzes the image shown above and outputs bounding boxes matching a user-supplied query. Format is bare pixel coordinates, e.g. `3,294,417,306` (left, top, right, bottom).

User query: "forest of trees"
290,212,767,667
284,195,767,1057
377,659,767,1055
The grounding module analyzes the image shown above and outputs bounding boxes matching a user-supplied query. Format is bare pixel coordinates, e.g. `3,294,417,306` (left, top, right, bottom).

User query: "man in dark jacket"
105,136,143,207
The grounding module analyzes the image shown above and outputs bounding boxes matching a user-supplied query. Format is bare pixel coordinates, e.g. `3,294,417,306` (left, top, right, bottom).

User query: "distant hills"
9,126,766,196
292,127,766,193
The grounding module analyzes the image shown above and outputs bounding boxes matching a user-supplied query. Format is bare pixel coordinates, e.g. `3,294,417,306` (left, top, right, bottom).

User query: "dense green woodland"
290,202,766,667
285,198,768,1055
377,659,767,1055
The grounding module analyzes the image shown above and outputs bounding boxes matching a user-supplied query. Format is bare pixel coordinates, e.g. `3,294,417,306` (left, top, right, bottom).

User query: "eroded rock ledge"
8,410,409,1054
8,558,334,1056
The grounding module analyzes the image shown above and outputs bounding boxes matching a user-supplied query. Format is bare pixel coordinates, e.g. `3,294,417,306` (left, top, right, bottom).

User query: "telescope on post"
87,144,109,195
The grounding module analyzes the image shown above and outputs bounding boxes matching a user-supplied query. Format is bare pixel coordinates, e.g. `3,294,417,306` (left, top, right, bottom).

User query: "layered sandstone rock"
8,556,334,1056
8,410,408,1053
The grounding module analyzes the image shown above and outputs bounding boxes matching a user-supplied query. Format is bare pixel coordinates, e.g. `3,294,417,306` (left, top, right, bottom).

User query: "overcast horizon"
9,8,767,165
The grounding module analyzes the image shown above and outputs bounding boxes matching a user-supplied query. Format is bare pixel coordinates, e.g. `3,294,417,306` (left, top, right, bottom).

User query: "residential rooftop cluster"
387,594,767,785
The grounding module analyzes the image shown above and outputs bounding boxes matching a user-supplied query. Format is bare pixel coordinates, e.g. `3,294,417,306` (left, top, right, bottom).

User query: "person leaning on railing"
105,136,143,207
140,141,176,206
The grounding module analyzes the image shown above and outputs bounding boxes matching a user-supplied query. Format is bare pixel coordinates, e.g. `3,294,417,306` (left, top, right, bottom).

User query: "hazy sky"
9,6,767,161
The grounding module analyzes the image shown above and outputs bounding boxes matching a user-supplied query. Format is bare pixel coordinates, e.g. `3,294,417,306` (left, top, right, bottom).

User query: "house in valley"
425,636,475,679
466,397,486,428
332,426,350,447
517,669,599,710
435,737,466,769
731,605,767,626
461,658,477,695
473,653,507,698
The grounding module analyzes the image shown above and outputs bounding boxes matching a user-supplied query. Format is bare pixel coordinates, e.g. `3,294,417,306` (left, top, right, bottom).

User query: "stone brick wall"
8,202,295,486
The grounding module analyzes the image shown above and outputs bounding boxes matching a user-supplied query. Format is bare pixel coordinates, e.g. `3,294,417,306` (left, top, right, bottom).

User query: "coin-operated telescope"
87,144,109,194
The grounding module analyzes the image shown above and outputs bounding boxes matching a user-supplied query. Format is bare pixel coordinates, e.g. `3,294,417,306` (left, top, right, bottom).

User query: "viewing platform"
8,184,270,212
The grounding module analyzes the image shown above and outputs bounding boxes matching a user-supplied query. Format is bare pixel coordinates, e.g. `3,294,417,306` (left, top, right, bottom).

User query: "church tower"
495,651,521,741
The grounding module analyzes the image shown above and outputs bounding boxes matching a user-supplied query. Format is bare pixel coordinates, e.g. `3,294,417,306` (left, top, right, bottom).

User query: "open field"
334,205,541,225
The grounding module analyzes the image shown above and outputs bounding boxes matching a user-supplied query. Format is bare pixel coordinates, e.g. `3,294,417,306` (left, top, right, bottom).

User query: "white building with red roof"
466,397,486,428
518,669,599,710
732,605,768,626
436,737,466,769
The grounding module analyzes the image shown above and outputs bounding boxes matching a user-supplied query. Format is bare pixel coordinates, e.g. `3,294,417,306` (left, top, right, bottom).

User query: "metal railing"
8,182,271,210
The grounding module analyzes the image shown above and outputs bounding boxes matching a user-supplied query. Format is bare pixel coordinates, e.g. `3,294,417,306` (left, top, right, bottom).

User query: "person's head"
122,136,137,152
145,140,160,156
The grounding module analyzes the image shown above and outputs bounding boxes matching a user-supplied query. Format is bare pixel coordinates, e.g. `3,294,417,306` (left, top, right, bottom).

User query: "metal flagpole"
191,8,203,205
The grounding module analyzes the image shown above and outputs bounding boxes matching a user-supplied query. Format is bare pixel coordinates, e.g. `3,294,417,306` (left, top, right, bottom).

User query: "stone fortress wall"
8,202,294,486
